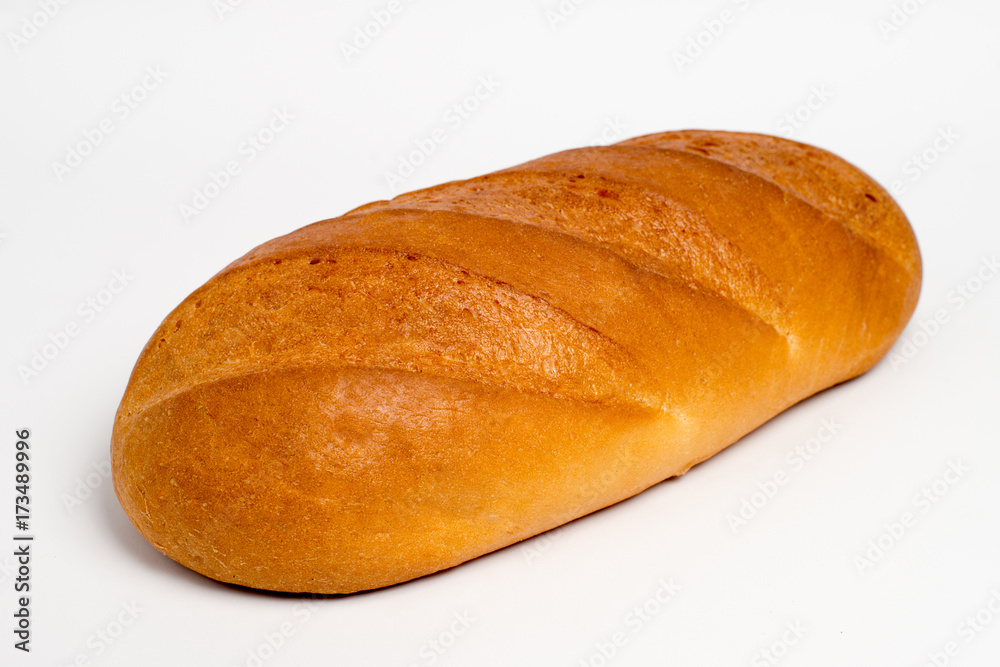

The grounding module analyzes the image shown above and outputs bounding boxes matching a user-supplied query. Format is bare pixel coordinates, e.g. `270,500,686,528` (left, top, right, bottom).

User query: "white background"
2,1,999,665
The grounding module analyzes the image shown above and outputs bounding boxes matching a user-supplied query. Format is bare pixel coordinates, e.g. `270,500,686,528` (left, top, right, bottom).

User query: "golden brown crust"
112,130,921,593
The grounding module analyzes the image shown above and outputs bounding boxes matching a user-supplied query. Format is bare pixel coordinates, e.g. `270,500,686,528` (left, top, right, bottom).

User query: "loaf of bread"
112,130,921,594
